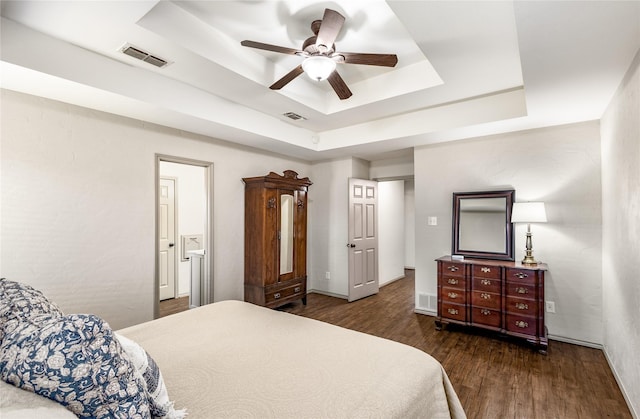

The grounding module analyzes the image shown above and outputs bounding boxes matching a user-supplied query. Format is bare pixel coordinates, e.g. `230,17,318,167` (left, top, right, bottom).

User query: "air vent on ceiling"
120,43,171,68
283,112,306,121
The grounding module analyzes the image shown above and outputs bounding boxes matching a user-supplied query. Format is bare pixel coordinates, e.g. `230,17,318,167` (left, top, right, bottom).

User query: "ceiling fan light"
302,56,336,81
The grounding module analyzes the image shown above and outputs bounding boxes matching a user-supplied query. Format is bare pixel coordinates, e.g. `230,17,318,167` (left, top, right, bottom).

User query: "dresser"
243,170,312,308
435,256,548,353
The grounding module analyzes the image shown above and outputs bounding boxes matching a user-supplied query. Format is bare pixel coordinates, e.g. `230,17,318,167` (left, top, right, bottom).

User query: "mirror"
452,190,515,261
280,193,294,274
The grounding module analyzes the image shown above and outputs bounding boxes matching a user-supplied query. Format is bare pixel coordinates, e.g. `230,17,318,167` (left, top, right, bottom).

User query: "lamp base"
521,228,538,265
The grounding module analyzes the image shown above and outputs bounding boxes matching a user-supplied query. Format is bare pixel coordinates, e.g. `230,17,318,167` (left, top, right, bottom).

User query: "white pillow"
115,333,186,419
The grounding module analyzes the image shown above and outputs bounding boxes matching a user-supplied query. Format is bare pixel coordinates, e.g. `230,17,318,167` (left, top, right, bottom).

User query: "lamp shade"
511,202,547,223
302,56,336,81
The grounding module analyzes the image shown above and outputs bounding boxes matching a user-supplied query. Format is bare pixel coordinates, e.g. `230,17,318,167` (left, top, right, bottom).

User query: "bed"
1,279,465,418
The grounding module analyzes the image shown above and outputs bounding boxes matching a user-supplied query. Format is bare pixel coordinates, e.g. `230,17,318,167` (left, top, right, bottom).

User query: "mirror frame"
452,189,515,261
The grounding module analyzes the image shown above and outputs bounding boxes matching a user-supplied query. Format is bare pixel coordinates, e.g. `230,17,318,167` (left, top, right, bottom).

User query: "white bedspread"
118,300,466,419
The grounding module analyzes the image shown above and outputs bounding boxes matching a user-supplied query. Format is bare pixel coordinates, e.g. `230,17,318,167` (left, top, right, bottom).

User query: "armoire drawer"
265,282,304,304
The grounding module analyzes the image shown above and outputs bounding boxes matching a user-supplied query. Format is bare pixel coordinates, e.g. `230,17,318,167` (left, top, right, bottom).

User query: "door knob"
169,243,175,247
347,243,356,248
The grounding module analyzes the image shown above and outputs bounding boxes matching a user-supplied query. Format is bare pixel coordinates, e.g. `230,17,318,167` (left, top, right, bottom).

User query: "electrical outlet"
546,301,556,313
325,271,331,280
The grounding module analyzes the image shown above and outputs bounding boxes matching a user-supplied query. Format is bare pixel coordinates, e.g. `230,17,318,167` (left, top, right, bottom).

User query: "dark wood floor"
280,270,631,419
157,272,631,418
159,295,189,318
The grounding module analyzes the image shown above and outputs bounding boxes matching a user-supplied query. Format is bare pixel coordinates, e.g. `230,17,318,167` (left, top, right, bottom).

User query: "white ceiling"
1,1,638,162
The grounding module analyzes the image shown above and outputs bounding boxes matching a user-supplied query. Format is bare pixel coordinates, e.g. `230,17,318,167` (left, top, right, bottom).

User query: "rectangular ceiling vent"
283,112,306,121
120,43,171,68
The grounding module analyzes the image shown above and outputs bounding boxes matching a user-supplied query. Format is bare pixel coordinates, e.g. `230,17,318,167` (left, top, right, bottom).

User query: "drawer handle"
447,292,458,299
515,320,529,328
273,293,281,299
480,293,491,300
514,272,529,279
481,267,491,273
515,287,529,294
294,287,301,293
447,278,459,285
515,302,529,310
480,279,492,286
447,308,459,315
480,309,491,316
448,266,459,272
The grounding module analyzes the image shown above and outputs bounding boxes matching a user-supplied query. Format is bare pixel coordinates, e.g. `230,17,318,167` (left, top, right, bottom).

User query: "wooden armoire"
243,170,312,308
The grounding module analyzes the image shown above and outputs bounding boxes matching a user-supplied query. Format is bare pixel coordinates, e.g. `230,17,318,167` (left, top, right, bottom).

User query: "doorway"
155,155,214,319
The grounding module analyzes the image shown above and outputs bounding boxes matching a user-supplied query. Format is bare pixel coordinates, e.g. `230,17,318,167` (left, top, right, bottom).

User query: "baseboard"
380,274,405,288
414,308,437,316
547,334,603,349
603,346,638,419
307,289,348,300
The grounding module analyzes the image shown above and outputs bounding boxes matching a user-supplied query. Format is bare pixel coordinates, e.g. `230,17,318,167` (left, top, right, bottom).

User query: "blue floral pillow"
0,313,151,418
0,279,64,342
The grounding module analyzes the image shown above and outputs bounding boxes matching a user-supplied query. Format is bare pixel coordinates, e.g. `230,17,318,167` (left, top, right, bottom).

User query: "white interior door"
348,178,379,302
159,177,177,301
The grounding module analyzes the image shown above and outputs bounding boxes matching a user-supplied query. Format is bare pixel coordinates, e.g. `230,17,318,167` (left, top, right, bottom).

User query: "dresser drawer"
471,291,501,310
441,287,466,303
441,302,466,322
472,264,501,279
506,268,538,284
506,296,538,317
506,282,537,299
265,282,304,304
440,276,466,290
441,262,465,278
472,277,500,293
506,314,538,336
471,307,501,328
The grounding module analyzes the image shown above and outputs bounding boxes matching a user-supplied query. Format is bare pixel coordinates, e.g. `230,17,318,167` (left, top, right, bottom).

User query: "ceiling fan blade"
270,65,304,90
327,71,352,100
241,40,301,55
316,9,345,50
338,52,398,67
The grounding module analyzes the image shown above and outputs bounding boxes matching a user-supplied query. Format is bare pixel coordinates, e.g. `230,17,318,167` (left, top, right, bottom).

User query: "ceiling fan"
241,8,398,100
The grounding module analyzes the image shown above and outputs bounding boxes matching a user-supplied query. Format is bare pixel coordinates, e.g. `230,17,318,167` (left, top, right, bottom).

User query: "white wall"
414,121,603,344
0,90,310,330
159,161,206,296
378,181,405,286
601,49,640,417
308,158,353,297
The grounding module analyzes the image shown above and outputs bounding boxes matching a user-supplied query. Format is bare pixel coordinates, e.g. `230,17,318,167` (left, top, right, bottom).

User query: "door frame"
154,154,214,319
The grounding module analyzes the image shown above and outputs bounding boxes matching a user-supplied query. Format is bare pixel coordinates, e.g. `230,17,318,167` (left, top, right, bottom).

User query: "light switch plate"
427,216,438,226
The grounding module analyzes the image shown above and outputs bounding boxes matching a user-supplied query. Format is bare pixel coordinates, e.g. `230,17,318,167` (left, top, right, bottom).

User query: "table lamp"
511,202,547,265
